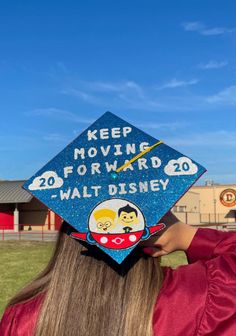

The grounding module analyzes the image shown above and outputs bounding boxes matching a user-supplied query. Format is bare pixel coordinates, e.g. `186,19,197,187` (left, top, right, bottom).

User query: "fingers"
143,247,161,257
139,232,164,246
139,237,159,246
143,246,169,257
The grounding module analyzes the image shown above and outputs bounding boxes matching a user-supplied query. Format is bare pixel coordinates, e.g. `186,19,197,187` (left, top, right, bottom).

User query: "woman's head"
10,222,164,336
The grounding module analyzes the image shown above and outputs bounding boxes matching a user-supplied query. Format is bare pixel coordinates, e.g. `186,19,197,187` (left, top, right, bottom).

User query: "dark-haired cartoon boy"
117,204,139,233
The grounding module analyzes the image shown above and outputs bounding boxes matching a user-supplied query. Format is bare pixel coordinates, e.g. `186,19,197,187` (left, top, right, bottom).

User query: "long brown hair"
9,222,163,336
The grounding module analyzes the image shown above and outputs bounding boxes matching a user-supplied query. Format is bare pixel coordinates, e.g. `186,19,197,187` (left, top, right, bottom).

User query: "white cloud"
61,78,236,113
42,133,68,142
63,80,145,108
202,27,235,36
199,60,228,70
63,79,206,113
167,130,236,147
182,21,204,32
61,89,101,104
164,157,198,176
157,78,199,90
206,86,236,105
85,80,143,95
29,171,64,190
182,21,236,36
135,121,185,131
27,108,94,124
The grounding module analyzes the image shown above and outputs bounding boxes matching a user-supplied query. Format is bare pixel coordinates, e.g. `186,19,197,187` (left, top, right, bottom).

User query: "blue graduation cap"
23,112,206,264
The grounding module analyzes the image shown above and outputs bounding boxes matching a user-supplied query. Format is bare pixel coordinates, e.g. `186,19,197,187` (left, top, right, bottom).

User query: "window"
178,206,186,212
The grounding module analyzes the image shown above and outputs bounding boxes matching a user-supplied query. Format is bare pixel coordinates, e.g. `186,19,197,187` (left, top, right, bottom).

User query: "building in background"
0,180,235,231
193,182,236,225
0,180,62,232
173,181,236,226
173,191,200,224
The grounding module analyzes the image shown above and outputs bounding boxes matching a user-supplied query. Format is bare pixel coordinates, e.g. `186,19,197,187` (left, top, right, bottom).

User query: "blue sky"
0,0,236,184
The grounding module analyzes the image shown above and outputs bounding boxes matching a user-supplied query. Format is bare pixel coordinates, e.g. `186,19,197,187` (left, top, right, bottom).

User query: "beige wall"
174,184,236,225
192,184,236,224
173,191,200,224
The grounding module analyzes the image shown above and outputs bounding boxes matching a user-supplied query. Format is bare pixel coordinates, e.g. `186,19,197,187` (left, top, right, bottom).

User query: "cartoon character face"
97,217,114,231
93,209,116,232
118,204,139,228
119,211,139,225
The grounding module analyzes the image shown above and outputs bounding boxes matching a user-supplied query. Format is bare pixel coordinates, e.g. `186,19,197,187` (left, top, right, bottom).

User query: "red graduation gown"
1,228,236,336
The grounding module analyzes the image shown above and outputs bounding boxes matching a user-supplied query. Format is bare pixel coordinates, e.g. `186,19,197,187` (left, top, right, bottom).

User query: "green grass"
0,241,54,317
161,251,188,268
0,241,187,318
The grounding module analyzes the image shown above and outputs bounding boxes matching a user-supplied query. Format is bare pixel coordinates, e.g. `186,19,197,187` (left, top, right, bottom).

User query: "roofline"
0,199,33,204
186,191,200,195
0,180,32,204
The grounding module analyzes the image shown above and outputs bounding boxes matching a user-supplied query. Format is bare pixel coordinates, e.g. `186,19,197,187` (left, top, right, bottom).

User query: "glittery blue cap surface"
23,111,206,263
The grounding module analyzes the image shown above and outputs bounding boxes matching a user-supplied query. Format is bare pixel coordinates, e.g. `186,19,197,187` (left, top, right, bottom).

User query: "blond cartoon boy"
94,209,116,233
